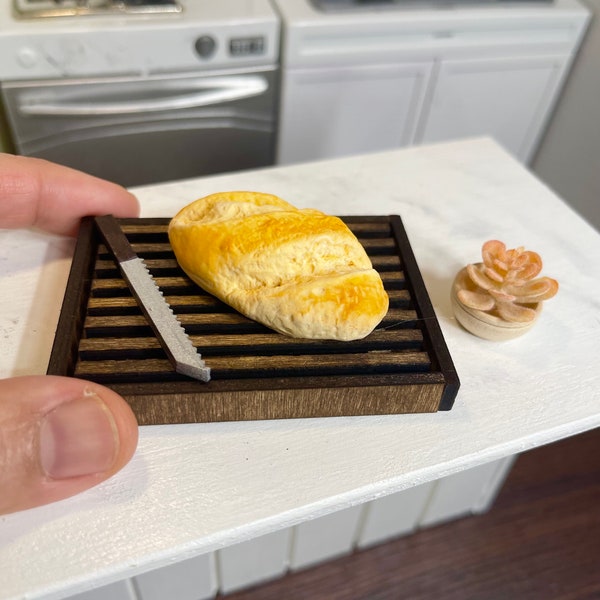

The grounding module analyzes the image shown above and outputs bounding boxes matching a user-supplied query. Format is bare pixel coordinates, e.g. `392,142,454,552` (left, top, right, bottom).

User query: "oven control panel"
229,36,266,57
0,1,279,80
194,35,267,60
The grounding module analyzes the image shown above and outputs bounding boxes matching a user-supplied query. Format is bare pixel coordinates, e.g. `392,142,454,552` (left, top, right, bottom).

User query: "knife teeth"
95,216,210,382
125,257,211,382
142,261,210,375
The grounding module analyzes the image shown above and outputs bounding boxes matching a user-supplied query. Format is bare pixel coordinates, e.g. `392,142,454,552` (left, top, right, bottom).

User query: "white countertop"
1,138,599,600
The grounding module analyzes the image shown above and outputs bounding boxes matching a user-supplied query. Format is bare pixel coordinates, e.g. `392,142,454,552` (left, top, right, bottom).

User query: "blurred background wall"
532,0,600,231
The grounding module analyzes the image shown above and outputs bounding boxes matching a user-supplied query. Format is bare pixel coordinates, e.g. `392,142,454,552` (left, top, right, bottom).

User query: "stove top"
1,0,280,80
13,0,182,19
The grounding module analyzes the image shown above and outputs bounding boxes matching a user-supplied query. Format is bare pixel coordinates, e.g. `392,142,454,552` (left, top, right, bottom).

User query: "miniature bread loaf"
168,191,389,340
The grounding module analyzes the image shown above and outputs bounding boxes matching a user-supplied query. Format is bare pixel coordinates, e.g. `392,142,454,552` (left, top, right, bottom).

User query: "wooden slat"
90,272,407,297
93,253,402,274
78,328,424,357
82,308,419,336
86,289,412,313
87,294,226,314
117,219,393,238
83,312,258,332
98,237,398,258
91,275,193,291
75,350,431,381
121,216,390,237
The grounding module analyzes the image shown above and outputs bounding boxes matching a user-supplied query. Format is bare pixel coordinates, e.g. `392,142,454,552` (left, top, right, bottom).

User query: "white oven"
0,0,281,186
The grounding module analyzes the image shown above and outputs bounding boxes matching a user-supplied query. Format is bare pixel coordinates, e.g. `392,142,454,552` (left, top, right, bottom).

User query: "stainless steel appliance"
0,0,280,186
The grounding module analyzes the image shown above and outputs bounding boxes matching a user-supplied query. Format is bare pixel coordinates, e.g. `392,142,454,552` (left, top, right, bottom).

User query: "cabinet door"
417,55,568,163
277,62,432,165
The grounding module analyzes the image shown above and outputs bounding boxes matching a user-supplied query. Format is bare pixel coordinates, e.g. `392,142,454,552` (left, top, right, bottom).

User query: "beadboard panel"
289,505,364,571
68,580,136,600
217,529,292,594
472,455,517,513
419,457,513,527
356,481,435,549
132,553,217,600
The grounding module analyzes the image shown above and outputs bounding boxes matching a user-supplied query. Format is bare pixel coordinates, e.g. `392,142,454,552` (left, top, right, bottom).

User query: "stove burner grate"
13,0,182,19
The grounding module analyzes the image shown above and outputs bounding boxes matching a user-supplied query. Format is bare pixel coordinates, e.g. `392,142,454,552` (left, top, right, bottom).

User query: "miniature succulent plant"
457,240,559,323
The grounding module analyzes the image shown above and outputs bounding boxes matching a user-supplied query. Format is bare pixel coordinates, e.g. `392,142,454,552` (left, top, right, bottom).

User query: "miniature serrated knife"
95,215,211,382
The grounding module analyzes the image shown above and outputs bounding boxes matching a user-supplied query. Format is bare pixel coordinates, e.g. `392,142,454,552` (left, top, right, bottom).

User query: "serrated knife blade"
95,215,210,382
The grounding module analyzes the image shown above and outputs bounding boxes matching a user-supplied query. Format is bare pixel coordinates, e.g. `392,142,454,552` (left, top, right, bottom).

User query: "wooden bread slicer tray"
47,216,459,425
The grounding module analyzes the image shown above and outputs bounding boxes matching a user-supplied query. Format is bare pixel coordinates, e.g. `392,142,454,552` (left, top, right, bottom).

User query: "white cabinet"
277,61,432,164
275,0,590,166
417,55,570,163
278,52,571,165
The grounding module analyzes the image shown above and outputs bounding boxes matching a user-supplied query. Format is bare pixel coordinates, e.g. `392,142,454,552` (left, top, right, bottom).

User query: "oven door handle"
18,76,269,116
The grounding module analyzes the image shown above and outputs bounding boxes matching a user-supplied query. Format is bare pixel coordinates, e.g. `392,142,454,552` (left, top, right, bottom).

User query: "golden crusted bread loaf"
168,191,389,340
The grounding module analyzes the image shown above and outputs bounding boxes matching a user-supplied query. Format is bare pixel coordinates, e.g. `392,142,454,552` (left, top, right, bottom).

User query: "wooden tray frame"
47,216,459,424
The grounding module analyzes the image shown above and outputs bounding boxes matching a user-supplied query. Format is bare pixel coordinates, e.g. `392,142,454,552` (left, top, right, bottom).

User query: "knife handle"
95,215,137,262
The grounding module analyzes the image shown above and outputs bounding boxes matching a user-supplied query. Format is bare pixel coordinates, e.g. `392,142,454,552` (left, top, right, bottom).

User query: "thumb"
0,375,138,515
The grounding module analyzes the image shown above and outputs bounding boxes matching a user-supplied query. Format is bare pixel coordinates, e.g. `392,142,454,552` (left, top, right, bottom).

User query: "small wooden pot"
451,267,542,341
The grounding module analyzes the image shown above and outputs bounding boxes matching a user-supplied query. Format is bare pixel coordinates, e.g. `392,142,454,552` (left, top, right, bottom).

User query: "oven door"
1,67,278,187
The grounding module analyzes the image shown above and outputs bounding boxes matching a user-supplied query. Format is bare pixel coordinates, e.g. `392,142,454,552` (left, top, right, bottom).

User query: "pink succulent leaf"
504,279,548,297
496,301,538,323
512,253,529,269
467,263,495,290
484,266,505,283
505,249,517,265
457,289,496,311
482,240,506,254
492,258,508,273
482,252,494,268
522,249,542,263
514,265,541,281
540,277,559,300
509,246,525,261
504,270,523,283
505,277,559,302
482,240,506,266
516,252,543,280
488,288,517,303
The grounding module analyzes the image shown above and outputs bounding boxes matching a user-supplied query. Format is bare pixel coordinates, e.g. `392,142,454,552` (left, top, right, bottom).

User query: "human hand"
0,154,140,515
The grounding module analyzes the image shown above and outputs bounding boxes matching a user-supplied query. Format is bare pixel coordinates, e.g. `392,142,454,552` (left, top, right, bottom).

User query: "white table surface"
1,138,599,600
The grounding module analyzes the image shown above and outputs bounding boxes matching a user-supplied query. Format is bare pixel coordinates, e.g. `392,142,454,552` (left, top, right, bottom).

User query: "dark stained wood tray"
47,216,459,425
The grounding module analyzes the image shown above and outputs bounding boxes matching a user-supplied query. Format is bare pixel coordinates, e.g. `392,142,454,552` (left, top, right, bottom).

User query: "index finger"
0,153,140,236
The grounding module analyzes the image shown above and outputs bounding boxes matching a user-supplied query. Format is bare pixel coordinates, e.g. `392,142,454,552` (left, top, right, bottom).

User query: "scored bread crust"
168,191,389,340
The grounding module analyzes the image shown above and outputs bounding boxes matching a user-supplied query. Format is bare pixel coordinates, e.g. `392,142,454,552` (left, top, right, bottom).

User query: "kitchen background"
0,2,598,599
0,0,598,231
